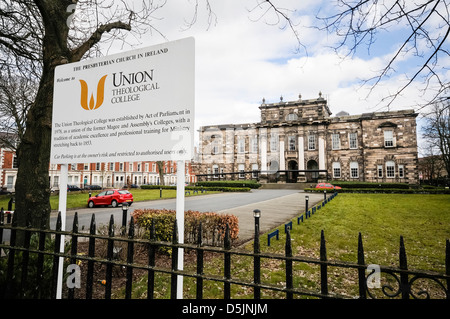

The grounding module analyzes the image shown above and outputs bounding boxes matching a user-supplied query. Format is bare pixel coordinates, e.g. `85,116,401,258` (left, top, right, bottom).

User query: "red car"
87,189,133,208
315,183,342,190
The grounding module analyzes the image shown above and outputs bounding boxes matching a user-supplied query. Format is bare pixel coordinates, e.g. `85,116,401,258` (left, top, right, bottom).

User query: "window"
12,155,18,169
251,137,258,153
332,162,341,178
238,164,245,178
308,135,316,150
213,164,219,178
286,113,298,121
238,138,245,153
211,140,219,154
119,163,124,171
386,161,395,178
270,134,278,152
350,162,359,178
109,163,114,171
96,163,100,171
332,134,340,150
384,130,394,147
252,163,259,178
377,165,383,178
288,136,296,151
398,165,404,178
349,132,357,149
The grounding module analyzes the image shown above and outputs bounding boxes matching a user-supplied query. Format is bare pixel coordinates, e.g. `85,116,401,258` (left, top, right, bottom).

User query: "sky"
95,0,449,155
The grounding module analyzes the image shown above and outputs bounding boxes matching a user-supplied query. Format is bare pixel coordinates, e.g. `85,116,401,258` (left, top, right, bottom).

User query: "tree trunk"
14,0,71,230
14,67,55,229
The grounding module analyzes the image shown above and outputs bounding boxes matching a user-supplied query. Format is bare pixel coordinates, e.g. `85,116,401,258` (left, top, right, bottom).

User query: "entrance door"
306,160,319,182
287,160,298,183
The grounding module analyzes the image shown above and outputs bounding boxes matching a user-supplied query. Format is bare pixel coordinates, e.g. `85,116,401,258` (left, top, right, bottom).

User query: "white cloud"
110,1,447,149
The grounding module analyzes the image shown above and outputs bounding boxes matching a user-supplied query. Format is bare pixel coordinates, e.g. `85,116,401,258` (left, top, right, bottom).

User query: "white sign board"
51,37,194,164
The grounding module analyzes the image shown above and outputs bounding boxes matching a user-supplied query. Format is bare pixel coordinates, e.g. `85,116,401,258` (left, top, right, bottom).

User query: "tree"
0,0,164,230
157,161,165,186
422,101,450,177
315,0,449,109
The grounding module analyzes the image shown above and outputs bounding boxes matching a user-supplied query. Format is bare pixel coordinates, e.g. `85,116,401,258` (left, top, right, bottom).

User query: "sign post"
51,38,194,299
56,163,68,299
176,160,185,299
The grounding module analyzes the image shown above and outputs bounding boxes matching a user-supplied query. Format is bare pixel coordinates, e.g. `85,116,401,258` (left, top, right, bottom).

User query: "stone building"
198,94,419,184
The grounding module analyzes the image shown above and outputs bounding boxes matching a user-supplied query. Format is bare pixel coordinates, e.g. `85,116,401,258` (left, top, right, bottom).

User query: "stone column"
318,136,326,179
298,136,306,182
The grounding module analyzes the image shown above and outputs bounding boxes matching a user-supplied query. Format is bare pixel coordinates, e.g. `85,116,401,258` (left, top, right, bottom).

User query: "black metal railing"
0,208,449,299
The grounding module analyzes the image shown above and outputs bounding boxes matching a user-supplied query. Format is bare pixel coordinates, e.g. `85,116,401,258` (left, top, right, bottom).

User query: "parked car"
87,189,133,208
315,183,342,190
84,185,102,190
68,185,82,192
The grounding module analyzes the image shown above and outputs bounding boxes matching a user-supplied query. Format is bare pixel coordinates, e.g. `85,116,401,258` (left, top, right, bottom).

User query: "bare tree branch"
316,0,450,109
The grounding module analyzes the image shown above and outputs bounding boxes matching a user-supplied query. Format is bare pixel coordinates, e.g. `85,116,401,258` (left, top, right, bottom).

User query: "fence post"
68,212,79,299
51,212,62,299
285,227,293,299
34,218,47,299
357,232,367,299
147,219,156,299
85,214,96,299
399,236,409,299
196,222,204,299
170,219,179,299
19,217,32,298
105,215,115,299
320,230,328,296
224,223,231,299
253,209,261,299
125,217,135,299
446,239,450,300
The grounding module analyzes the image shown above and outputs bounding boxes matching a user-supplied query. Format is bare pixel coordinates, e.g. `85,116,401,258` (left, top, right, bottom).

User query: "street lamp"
122,202,129,230
253,209,261,299
253,209,261,236
305,195,309,213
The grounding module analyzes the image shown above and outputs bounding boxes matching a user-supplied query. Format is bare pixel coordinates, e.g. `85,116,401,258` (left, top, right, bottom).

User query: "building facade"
1,155,197,192
198,94,419,184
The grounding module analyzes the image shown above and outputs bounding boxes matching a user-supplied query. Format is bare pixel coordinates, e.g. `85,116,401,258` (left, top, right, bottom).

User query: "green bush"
305,188,450,194
0,233,63,298
139,185,251,192
195,180,261,189
330,181,410,189
132,209,239,251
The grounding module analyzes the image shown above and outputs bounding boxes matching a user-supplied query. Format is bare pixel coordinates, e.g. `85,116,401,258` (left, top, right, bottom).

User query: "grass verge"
123,193,450,299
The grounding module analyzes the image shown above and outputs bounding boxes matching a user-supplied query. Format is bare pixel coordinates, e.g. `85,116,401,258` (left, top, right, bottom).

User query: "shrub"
330,181,410,189
195,181,261,189
132,209,239,250
139,185,251,192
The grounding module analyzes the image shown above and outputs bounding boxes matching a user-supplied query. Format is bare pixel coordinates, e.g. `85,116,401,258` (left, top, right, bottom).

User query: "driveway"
50,189,325,242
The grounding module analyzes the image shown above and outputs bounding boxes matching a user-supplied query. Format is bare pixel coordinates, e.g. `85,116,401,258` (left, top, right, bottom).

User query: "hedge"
195,180,261,189
140,185,251,192
131,209,239,251
305,188,450,194
330,181,410,189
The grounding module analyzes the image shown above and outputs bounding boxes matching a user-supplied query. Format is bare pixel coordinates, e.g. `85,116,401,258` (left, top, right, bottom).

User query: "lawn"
123,193,450,299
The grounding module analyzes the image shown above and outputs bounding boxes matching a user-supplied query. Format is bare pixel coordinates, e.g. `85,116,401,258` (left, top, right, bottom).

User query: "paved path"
50,189,326,243
216,192,324,243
